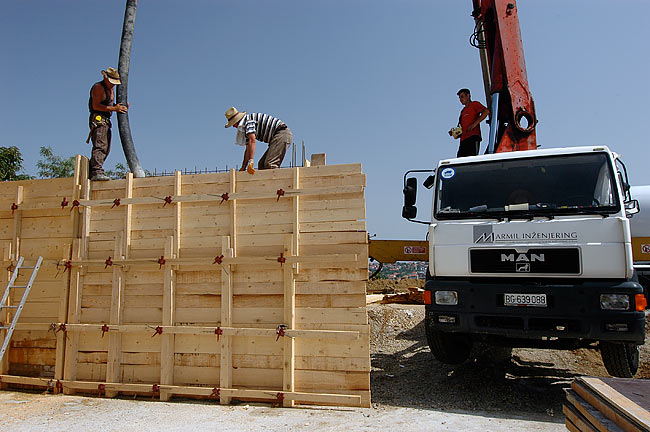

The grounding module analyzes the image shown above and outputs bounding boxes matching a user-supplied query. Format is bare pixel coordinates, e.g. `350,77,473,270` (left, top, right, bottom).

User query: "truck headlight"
600,294,629,311
435,290,458,305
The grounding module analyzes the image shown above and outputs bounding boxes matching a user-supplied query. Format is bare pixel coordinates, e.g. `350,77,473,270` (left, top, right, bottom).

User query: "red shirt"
459,100,486,140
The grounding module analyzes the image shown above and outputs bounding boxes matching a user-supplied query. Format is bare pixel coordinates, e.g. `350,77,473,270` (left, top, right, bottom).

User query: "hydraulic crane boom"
471,0,537,153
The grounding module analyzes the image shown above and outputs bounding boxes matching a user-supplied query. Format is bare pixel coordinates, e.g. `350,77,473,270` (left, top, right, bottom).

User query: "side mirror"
625,199,640,216
402,177,418,219
423,175,435,189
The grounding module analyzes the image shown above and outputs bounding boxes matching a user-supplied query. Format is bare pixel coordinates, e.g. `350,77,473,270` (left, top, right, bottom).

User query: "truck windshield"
435,153,620,220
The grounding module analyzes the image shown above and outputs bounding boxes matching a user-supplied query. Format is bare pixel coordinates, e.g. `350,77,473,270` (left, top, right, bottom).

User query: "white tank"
630,186,650,237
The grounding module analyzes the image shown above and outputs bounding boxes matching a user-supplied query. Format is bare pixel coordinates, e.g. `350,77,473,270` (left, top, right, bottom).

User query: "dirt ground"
0,279,647,431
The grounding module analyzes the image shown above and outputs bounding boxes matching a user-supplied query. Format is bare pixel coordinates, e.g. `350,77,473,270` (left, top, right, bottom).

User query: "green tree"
0,146,33,181
36,146,75,178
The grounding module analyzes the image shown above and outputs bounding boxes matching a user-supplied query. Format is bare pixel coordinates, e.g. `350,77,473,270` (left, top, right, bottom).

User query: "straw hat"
101,67,121,85
224,106,246,128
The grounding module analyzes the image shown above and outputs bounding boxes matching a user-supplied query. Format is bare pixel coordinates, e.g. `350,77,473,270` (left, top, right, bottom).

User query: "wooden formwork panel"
0,156,370,407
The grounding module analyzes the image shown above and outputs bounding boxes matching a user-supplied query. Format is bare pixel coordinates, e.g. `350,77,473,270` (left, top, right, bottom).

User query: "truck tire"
425,318,472,364
599,341,639,378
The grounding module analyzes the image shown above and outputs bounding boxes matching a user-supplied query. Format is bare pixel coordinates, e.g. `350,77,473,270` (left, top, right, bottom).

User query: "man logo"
501,253,545,262
516,263,531,272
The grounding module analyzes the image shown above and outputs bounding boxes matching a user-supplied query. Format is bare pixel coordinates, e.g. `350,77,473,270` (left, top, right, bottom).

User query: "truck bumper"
425,277,646,345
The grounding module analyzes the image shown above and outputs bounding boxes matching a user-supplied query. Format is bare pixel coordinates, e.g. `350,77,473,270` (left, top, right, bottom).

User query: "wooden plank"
310,153,326,166
0,242,11,380
565,389,624,432
63,239,83,394
283,234,296,407
563,403,600,432
219,236,233,404
54,243,72,384
574,377,650,432
160,236,175,401
106,232,124,396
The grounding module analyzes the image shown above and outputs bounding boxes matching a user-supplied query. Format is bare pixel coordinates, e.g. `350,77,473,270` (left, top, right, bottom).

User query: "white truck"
402,146,647,377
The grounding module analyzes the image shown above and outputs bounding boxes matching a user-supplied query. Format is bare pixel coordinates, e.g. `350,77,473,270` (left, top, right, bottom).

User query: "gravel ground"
369,301,650,420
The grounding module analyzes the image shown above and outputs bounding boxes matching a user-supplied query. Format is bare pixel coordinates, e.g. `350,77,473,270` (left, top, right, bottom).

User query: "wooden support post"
219,236,234,404
106,232,124,397
54,244,72,386
63,239,82,394
283,234,296,407
229,169,237,254
174,171,182,253
0,243,11,384
292,167,300,274
57,156,86,387
123,173,133,261
11,186,23,262
160,237,175,401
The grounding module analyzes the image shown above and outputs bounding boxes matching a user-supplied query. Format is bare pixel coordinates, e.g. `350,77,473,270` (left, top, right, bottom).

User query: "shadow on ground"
371,319,573,422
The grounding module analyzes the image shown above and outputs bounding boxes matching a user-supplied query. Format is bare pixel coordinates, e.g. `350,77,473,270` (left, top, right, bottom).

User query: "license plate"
504,293,547,307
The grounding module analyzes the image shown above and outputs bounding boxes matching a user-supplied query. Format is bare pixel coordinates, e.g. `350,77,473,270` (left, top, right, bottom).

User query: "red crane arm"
472,0,537,153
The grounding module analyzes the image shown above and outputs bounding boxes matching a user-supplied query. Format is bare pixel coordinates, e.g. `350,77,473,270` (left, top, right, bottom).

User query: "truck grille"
470,248,580,274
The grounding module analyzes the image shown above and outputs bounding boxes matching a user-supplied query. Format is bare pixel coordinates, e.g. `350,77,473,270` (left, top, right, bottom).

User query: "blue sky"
1,1,649,240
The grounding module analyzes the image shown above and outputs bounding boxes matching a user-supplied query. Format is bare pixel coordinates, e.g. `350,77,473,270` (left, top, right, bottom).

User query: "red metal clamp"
101,324,109,338
163,196,173,207
211,387,220,398
274,392,285,407
98,383,106,397
105,256,113,269
276,324,287,341
276,189,285,201
71,199,80,212
60,197,69,209
213,255,224,265
215,327,223,341
111,198,121,208
151,326,163,337
157,256,166,268
277,253,286,267
55,323,67,334
152,384,160,393
63,260,72,273
49,323,57,333
56,380,63,393
220,193,229,204
11,203,18,215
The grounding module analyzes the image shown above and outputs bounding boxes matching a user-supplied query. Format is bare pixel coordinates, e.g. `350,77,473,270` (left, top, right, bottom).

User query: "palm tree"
116,0,145,177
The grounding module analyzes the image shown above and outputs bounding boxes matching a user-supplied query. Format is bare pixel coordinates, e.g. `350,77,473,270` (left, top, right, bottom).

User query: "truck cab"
403,146,646,377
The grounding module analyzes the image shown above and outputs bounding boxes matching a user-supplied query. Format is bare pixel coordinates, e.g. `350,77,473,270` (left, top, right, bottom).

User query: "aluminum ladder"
0,256,43,362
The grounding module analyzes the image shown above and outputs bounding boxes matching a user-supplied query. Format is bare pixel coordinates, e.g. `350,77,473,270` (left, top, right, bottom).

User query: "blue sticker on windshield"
441,168,455,179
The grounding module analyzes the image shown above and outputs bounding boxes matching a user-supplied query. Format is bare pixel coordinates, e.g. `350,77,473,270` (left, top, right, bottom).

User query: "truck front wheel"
599,341,639,378
425,318,472,364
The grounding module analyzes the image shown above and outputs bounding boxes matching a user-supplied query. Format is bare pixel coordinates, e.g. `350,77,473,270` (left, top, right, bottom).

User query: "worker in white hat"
225,107,292,174
87,67,129,181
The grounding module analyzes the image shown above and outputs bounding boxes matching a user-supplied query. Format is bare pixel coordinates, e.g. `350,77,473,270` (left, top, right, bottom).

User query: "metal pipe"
487,92,499,154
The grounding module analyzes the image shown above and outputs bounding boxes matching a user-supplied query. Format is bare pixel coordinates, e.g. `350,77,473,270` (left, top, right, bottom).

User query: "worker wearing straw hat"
225,107,292,174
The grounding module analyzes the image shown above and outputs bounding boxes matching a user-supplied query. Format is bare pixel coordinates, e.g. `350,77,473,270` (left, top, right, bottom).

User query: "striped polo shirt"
242,113,285,143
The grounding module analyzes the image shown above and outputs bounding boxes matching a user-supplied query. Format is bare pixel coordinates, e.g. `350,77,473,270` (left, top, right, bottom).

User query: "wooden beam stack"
0,156,370,407
564,377,650,431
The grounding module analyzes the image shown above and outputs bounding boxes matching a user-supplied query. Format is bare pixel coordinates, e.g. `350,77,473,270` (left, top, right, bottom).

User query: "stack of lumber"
0,155,370,407
564,376,650,431
379,287,425,304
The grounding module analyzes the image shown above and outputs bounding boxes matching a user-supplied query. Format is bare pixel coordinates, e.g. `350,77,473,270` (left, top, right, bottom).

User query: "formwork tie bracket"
276,189,285,201
215,327,223,341
111,198,121,208
60,197,69,209
105,256,113,269
101,324,109,338
151,326,163,337
220,193,229,204
276,324,287,341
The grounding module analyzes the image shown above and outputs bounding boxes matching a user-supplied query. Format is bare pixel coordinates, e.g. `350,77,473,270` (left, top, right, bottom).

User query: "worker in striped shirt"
224,107,293,174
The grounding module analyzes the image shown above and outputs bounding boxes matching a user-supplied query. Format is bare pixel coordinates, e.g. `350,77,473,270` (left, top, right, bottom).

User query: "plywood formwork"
0,156,370,407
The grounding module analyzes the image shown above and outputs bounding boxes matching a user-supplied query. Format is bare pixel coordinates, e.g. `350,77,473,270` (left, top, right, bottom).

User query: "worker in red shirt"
455,88,490,157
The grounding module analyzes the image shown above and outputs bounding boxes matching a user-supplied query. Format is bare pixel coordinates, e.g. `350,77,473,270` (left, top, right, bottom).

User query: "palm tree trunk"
116,0,145,178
